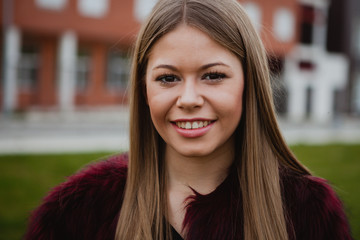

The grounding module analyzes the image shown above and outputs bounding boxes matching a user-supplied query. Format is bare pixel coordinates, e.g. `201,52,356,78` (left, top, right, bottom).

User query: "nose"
176,80,204,109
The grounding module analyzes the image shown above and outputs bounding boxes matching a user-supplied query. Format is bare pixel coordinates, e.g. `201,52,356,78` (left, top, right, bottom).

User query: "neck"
165,140,235,195
164,137,235,236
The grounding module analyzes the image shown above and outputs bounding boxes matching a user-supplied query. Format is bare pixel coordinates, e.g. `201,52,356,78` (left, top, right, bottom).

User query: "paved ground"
0,108,130,154
1,108,360,154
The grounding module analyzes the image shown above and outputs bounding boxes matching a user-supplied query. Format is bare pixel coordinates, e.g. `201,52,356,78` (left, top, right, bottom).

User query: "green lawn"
291,144,360,239
0,152,116,240
0,144,359,239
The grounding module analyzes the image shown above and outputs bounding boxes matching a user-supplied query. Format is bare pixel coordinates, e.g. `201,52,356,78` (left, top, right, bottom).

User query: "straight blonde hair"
116,0,310,239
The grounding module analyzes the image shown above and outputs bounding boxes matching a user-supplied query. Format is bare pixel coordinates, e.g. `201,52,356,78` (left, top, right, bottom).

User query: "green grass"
0,145,359,239
0,152,116,240
291,144,360,239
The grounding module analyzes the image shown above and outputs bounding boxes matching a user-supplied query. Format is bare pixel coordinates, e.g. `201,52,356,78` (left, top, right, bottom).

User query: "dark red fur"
25,154,128,240
25,153,352,239
183,168,243,240
281,168,353,240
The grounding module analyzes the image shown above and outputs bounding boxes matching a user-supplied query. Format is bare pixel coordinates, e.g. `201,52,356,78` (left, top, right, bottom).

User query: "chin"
177,148,215,158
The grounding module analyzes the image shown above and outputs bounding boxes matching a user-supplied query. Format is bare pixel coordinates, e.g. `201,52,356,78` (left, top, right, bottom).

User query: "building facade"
284,0,350,122
0,0,298,112
1,0,357,123
1,0,141,112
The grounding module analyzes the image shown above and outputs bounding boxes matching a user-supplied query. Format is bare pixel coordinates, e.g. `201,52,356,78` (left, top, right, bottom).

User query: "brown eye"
156,74,180,83
202,72,226,81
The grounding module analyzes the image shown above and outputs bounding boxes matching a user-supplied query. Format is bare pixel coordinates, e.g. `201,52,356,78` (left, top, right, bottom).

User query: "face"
145,24,244,158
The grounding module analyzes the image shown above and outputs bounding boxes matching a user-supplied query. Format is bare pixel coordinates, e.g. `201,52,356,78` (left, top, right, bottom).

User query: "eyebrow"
200,62,229,70
152,62,229,71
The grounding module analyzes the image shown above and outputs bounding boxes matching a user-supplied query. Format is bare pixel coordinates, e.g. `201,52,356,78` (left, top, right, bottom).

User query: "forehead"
147,24,239,68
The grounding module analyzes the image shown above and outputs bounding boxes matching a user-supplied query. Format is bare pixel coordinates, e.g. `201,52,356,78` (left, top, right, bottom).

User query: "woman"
25,0,352,239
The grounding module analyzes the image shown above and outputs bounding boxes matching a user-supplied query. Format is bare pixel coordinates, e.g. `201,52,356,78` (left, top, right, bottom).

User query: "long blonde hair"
116,0,310,239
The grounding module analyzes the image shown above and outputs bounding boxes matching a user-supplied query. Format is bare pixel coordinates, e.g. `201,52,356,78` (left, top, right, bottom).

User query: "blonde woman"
26,0,352,239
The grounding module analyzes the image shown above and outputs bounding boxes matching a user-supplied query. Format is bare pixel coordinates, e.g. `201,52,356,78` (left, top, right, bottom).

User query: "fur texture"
25,154,352,239
25,154,128,240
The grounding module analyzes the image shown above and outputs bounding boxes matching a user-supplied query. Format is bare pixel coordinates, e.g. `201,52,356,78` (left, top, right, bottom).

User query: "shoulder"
46,153,128,208
25,153,128,240
281,169,352,240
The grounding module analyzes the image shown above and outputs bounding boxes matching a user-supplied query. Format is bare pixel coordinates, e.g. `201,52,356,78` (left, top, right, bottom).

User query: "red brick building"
0,0,299,111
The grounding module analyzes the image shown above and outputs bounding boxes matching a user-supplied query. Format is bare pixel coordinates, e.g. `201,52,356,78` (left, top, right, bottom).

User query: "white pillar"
287,77,307,122
284,51,309,122
58,31,77,112
312,82,332,122
2,25,21,113
311,53,348,122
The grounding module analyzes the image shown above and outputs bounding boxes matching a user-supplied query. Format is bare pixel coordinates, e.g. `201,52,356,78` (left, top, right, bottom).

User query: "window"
18,46,39,91
300,5,315,44
76,50,91,92
35,0,67,11
106,51,130,91
134,0,158,22
242,2,262,32
273,8,295,42
78,0,109,18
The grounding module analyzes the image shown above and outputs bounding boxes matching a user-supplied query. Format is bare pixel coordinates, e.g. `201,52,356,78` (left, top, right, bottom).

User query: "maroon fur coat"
25,153,352,240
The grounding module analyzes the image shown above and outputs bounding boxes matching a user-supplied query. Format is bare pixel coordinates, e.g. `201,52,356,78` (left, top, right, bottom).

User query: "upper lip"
171,118,215,122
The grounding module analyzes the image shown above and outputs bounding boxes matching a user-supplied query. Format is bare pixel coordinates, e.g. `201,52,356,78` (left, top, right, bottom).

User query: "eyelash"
155,71,227,84
201,71,227,81
155,74,179,84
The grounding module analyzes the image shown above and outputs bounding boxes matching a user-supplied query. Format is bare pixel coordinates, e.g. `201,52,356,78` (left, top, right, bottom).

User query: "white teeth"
176,121,212,129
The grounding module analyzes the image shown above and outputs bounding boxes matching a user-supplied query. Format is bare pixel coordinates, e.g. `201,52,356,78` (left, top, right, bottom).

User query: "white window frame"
106,51,130,92
242,2,262,33
77,0,109,18
273,8,295,42
35,0,67,11
134,0,158,22
76,50,91,92
18,47,39,91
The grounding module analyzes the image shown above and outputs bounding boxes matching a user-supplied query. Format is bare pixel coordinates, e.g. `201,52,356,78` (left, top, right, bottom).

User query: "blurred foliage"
0,144,359,239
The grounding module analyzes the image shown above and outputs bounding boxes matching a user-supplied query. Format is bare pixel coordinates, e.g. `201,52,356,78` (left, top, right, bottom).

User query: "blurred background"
0,0,359,239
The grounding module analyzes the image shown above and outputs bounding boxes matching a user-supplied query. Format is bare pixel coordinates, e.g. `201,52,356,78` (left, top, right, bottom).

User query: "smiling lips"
175,120,212,129
172,119,215,138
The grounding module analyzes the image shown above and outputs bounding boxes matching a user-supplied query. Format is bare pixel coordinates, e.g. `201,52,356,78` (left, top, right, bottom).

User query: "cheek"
213,83,244,115
147,91,172,128
147,97,162,123
232,88,244,119
223,95,243,120
147,95,174,144
222,93,244,130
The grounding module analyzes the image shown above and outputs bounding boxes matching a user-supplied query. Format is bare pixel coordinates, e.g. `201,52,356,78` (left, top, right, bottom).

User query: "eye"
202,72,227,81
156,74,180,84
